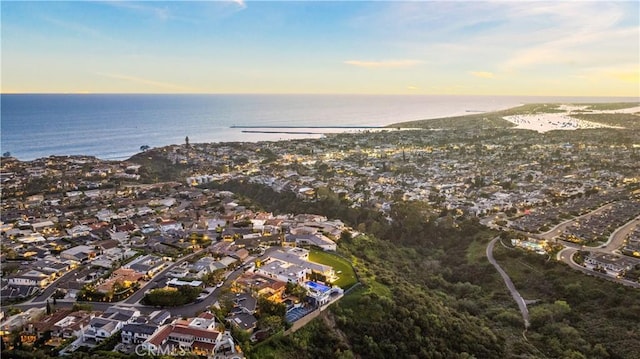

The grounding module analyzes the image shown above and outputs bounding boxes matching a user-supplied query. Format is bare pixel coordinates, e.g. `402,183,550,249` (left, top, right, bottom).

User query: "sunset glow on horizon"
2,1,638,97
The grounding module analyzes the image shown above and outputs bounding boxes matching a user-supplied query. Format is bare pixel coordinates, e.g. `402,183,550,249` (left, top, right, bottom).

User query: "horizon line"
2,92,639,99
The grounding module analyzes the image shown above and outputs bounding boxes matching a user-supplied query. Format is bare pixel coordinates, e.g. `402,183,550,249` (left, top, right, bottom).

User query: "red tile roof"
148,325,172,346
198,312,215,320
192,341,216,352
171,324,219,341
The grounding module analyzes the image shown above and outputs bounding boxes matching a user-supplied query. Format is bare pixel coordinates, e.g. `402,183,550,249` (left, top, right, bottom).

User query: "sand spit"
502,105,636,133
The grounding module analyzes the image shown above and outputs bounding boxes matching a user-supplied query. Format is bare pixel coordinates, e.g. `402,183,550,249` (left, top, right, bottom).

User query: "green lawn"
309,249,358,289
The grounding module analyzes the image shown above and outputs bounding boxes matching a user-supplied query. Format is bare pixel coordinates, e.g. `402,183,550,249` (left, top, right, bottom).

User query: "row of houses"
583,252,639,277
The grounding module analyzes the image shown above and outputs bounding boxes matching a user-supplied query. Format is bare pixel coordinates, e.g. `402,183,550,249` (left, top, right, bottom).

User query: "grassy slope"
308,249,358,289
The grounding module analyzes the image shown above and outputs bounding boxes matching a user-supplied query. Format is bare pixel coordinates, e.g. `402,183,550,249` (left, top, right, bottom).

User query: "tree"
2,152,10,157
258,296,286,317
140,145,150,152
185,136,190,147
12,332,22,349
72,303,93,312
46,300,52,315
340,230,353,243
285,282,308,299
258,315,284,333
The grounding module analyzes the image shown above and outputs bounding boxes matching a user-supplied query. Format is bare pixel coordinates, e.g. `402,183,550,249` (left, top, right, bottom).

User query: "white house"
8,270,50,287
81,317,123,343
121,323,159,344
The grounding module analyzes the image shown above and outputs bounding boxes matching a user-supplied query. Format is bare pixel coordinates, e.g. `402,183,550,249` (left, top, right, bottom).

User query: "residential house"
148,310,172,326
0,285,40,301
189,256,225,279
32,259,73,278
101,306,140,324
584,253,638,277
140,314,225,356
0,307,46,333
96,268,145,294
124,254,166,277
303,280,344,307
30,220,56,234
284,233,337,251
159,219,183,233
8,270,51,287
81,317,122,343
226,313,257,333
67,225,92,238
29,308,73,339
233,272,286,303
255,257,309,284
60,245,97,263
263,248,337,283
166,278,203,288
121,323,159,344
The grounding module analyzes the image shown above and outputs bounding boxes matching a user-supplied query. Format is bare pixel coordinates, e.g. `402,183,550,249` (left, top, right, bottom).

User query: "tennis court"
285,306,314,323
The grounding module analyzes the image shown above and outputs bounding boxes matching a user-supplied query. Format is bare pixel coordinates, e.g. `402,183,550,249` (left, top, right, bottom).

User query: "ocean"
1,94,636,161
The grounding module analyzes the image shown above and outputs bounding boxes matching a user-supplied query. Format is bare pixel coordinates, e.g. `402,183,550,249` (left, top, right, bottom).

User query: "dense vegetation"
211,180,640,359
129,148,190,182
141,285,201,307
583,103,639,111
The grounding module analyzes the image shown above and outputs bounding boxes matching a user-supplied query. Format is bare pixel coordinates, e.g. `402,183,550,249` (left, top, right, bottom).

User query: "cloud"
343,60,422,68
232,0,247,10
469,71,494,79
407,86,419,90
40,15,102,38
500,2,637,70
39,14,123,44
105,1,172,21
97,73,196,92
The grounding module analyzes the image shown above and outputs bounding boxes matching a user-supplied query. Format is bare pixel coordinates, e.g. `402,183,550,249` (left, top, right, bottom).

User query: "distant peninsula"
389,102,640,131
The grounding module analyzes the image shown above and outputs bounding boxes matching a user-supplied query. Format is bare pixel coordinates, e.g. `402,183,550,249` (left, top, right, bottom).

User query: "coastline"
2,95,638,162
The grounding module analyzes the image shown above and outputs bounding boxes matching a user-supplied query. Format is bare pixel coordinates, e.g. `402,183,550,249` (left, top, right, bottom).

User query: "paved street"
486,237,529,329
484,206,640,331
32,267,82,303
484,203,640,290
11,246,280,319
123,248,204,305
557,247,640,289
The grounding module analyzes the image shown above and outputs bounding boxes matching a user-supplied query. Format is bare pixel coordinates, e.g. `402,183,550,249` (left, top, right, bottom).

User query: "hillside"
211,181,640,359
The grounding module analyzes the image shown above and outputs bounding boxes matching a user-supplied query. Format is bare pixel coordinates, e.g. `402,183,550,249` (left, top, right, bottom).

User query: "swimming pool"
305,281,330,293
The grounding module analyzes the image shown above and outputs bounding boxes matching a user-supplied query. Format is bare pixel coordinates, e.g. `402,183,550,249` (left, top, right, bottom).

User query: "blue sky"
2,1,638,96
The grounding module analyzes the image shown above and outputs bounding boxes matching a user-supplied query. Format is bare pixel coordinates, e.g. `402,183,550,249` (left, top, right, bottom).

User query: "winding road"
486,237,530,329
483,202,640,315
